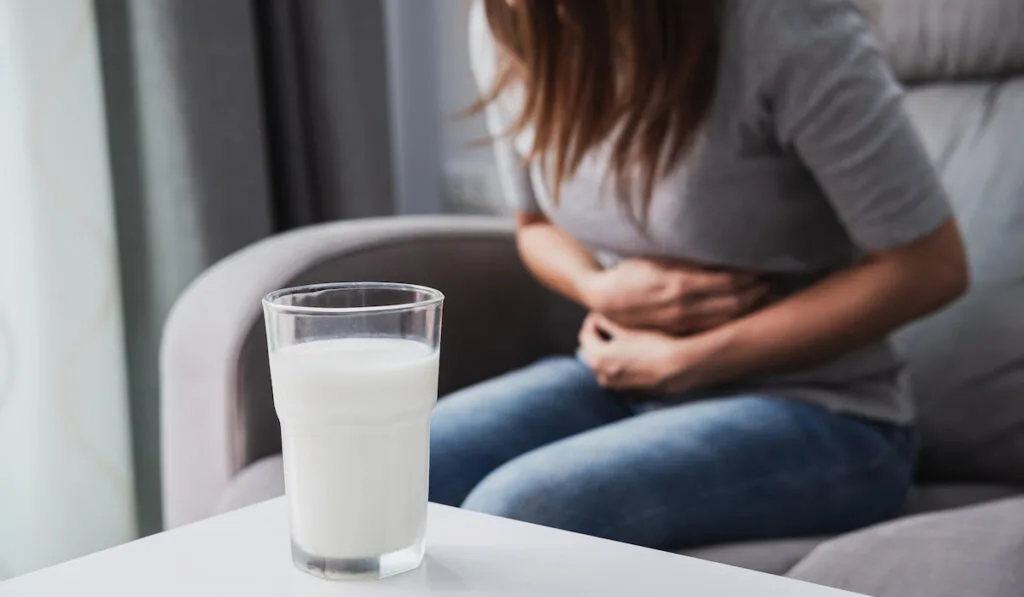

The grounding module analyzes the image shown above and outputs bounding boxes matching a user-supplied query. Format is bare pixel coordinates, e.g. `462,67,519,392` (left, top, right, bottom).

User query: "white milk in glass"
269,338,439,560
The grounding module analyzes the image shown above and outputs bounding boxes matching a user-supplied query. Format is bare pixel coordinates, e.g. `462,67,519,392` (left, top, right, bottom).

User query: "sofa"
160,0,1024,594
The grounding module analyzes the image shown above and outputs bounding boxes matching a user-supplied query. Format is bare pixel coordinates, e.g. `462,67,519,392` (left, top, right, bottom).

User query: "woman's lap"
429,356,914,551
429,356,633,507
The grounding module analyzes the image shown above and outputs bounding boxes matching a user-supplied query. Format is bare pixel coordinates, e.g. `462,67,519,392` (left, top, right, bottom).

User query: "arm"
514,211,603,306
581,221,967,391
516,211,768,333
691,1,970,385
580,1,969,390
686,219,967,386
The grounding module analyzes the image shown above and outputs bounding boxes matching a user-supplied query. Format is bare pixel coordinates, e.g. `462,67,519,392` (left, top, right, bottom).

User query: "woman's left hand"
578,313,718,393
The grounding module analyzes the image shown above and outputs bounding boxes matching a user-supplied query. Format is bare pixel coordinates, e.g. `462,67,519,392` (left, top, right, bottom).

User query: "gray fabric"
894,80,1024,484
684,538,828,576
682,484,1024,576
215,455,285,515
790,497,1024,596
470,0,953,425
160,216,582,527
904,484,1024,515
864,0,1024,83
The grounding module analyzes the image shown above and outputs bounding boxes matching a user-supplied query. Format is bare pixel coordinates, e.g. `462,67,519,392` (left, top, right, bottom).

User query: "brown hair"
473,0,721,221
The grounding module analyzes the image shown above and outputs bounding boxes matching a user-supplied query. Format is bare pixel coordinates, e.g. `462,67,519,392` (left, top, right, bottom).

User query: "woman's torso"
472,0,924,424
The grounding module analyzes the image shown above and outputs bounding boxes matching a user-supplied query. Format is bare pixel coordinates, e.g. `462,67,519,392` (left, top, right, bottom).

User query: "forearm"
692,220,968,385
515,212,603,307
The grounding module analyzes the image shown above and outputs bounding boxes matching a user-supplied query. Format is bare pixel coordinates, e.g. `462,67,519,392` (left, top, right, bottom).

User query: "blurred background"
0,0,499,578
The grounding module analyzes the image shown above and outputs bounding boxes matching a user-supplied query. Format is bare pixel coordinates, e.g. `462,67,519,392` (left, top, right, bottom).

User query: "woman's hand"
580,259,768,335
513,213,766,336
578,313,725,393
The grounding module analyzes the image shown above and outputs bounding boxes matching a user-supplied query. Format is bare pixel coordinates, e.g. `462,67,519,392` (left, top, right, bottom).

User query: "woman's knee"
461,452,573,525
460,447,618,537
430,356,600,507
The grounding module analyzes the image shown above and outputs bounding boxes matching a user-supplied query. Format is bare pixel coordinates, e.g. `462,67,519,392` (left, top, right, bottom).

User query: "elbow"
515,210,548,230
932,251,969,308
888,218,969,316
514,210,549,245
924,224,970,310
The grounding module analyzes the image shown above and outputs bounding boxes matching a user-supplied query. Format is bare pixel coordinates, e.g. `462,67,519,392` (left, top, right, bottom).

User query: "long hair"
472,0,721,221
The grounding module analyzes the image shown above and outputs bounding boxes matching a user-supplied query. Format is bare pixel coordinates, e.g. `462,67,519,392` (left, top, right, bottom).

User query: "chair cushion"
683,538,828,576
860,0,1024,82
904,483,1024,515
216,455,284,514
789,496,1024,596
895,80,1024,484
683,484,1022,576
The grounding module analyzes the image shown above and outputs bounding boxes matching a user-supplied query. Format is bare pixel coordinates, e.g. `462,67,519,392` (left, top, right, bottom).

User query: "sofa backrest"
869,0,1024,483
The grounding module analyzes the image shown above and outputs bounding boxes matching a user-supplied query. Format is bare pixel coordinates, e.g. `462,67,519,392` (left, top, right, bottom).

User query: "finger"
578,327,611,370
590,313,630,337
683,270,762,297
595,364,626,389
684,314,736,334
599,369,637,391
684,283,771,319
578,341,600,371
577,334,622,381
578,314,606,347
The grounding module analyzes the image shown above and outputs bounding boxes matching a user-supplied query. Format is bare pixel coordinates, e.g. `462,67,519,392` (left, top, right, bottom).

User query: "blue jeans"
429,356,914,550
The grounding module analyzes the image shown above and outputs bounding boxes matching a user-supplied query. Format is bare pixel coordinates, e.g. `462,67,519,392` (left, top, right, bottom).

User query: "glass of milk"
262,282,444,580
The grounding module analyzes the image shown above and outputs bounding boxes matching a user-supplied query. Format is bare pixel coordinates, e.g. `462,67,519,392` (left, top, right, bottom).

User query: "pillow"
859,0,1024,82
790,497,1024,596
895,80,1024,483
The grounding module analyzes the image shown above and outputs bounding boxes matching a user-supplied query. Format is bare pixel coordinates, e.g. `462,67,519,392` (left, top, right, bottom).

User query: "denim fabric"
429,356,914,551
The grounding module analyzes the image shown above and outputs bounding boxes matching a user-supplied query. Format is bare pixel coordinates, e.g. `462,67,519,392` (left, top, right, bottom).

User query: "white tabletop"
0,499,862,596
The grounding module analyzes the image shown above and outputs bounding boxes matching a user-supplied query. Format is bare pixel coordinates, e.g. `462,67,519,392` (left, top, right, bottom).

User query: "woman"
429,0,968,551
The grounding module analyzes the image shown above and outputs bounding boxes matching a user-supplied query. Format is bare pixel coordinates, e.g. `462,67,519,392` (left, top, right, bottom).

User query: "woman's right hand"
580,258,769,335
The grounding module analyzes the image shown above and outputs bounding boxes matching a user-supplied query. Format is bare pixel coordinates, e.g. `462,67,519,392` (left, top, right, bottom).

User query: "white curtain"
0,0,137,579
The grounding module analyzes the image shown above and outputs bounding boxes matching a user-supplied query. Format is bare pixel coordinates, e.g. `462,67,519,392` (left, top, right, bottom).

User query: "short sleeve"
760,0,952,251
468,1,541,213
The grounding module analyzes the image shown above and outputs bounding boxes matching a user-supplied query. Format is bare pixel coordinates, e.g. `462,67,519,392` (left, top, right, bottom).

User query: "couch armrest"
160,215,582,528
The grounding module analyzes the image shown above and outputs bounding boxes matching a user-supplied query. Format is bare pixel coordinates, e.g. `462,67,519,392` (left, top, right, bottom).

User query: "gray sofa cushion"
894,80,1024,484
904,483,1024,514
683,538,827,576
215,455,284,515
681,484,1022,576
862,0,1024,82
789,497,1024,596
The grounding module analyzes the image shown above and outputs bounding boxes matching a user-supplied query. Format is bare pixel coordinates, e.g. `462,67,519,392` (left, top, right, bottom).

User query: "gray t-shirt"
469,0,952,424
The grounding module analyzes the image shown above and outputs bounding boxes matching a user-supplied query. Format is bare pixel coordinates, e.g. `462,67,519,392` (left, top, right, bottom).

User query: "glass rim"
262,282,445,316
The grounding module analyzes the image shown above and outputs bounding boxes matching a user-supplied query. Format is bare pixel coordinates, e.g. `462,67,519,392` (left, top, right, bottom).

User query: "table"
0,499,863,596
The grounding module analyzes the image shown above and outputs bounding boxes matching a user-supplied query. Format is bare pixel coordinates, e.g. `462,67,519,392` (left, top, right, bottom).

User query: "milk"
269,338,439,560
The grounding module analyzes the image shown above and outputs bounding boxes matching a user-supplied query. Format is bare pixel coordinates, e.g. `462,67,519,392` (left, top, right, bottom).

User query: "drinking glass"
262,282,444,580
